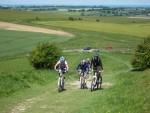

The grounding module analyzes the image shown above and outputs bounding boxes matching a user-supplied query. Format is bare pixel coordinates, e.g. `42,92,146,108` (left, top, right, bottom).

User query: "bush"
68,17,74,21
29,43,61,69
132,37,150,71
78,17,83,20
35,16,40,20
96,19,100,22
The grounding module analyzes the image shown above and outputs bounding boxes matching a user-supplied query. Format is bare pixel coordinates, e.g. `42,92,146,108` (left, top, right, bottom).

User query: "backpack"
92,56,100,67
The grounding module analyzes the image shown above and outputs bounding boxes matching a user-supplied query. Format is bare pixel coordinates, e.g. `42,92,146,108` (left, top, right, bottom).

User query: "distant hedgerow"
131,36,150,71
29,43,61,69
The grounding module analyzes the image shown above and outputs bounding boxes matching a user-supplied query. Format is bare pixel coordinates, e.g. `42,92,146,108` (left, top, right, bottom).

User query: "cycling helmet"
60,56,65,62
82,59,86,63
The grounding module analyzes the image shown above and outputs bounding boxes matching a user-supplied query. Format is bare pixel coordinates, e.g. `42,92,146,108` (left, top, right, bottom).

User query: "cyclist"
76,59,89,87
54,56,69,75
90,53,103,85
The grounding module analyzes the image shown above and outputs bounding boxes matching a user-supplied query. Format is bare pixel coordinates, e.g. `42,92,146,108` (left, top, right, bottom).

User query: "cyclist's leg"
58,74,62,88
80,72,83,85
84,72,87,84
78,71,81,81
96,66,101,81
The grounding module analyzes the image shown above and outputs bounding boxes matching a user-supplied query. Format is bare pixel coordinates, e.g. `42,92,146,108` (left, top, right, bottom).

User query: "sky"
0,0,150,6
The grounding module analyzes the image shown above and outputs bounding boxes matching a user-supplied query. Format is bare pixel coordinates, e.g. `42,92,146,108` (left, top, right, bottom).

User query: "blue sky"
0,0,150,6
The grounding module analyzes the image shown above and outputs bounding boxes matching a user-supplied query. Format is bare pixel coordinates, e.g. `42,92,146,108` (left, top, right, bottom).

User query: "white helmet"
60,56,65,62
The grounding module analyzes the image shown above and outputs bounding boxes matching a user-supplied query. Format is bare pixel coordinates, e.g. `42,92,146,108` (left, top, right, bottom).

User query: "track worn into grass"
0,21,73,37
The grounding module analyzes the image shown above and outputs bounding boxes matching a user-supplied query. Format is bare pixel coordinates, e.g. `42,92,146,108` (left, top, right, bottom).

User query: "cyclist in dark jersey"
90,53,103,82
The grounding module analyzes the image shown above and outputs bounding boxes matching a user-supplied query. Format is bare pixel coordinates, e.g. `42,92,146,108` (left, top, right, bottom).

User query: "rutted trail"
0,21,74,37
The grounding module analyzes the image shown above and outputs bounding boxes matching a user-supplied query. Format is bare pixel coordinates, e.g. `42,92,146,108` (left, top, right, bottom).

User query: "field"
0,10,149,113
33,20,150,37
0,29,71,58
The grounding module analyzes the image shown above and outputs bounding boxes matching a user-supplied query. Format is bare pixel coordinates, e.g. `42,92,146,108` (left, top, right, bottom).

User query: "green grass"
1,9,150,24
0,9,149,113
0,52,149,113
0,10,68,23
33,20,150,37
59,29,142,49
0,57,32,73
0,29,72,57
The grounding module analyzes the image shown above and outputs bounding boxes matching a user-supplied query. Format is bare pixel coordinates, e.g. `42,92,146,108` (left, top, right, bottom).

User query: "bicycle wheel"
91,80,95,92
80,76,83,89
61,76,65,90
99,75,102,89
58,78,62,92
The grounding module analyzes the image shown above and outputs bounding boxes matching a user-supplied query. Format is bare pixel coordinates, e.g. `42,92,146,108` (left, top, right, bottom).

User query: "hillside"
0,10,149,113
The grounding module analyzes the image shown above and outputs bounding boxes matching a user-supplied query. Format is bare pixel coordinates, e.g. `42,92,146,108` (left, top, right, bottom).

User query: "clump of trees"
35,16,40,20
29,43,61,69
68,17,83,21
68,17,74,21
96,19,100,22
132,37,150,71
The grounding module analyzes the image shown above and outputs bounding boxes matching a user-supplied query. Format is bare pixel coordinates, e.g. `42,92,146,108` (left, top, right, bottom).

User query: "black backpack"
92,56,100,67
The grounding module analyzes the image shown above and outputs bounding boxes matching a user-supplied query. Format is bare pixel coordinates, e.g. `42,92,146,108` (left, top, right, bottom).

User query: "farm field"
33,20,150,37
0,10,149,113
0,29,72,58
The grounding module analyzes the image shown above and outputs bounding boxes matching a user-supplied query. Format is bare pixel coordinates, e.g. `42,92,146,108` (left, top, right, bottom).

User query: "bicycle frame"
80,71,87,89
57,69,65,92
91,70,102,91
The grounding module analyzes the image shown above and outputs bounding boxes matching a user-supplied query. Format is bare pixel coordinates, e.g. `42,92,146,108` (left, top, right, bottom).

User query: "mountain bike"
80,71,87,89
91,70,102,92
57,69,66,92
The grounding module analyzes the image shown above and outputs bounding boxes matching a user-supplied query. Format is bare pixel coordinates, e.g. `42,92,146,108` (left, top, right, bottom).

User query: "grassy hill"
33,20,150,37
0,9,149,113
0,29,71,58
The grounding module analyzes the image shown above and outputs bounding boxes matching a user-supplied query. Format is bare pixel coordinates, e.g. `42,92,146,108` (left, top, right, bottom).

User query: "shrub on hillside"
35,16,40,20
29,43,61,69
68,17,74,21
96,19,100,22
78,17,83,20
132,37,150,71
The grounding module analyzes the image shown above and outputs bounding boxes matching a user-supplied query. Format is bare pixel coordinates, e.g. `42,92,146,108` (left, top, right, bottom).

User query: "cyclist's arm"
99,58,103,70
76,64,81,71
65,61,69,71
54,61,60,70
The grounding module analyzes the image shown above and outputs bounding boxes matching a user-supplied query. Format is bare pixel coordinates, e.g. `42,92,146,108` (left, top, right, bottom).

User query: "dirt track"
0,21,73,37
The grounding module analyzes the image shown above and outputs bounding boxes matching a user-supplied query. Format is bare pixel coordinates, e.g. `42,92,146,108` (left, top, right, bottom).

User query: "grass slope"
0,10,149,113
0,29,71,58
0,52,149,113
33,20,150,37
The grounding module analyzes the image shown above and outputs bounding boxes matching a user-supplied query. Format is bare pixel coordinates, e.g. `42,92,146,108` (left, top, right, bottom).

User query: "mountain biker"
76,59,89,87
90,52,103,83
54,56,69,74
